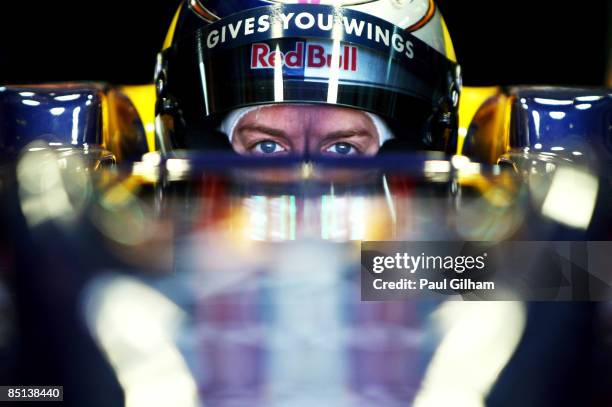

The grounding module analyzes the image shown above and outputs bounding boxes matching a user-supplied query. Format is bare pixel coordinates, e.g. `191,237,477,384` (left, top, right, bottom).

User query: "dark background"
0,0,610,87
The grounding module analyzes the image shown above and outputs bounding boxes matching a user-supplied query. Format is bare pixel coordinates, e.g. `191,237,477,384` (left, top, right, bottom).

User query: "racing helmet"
155,0,461,154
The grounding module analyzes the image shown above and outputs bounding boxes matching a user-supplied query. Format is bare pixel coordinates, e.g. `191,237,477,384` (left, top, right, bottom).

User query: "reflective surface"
463,88,612,168
0,85,103,155
1,150,611,406
0,81,611,407
0,84,150,163
513,89,612,167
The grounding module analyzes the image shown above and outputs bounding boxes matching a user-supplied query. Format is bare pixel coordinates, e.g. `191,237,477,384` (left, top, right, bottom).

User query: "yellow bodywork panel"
457,87,502,154
461,92,515,164
120,85,156,152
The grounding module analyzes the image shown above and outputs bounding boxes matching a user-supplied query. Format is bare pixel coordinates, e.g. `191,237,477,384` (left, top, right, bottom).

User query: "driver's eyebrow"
237,124,287,138
322,129,376,141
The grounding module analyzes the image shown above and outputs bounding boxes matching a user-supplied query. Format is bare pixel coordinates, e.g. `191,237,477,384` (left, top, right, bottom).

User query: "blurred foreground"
0,149,611,406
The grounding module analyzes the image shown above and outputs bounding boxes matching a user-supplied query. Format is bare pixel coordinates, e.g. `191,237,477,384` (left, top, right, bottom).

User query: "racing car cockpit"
0,1,611,406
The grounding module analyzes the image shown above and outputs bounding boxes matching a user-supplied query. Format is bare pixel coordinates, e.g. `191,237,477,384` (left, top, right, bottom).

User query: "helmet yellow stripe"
163,4,183,51
440,16,457,63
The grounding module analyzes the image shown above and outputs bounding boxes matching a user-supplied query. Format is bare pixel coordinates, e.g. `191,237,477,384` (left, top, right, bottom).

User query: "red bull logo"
250,42,358,71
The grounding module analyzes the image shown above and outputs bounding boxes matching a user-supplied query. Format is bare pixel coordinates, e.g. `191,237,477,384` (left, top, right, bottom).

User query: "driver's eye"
252,140,287,155
325,142,358,156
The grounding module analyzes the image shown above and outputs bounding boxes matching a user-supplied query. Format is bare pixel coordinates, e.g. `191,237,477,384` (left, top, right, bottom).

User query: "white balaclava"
219,105,394,147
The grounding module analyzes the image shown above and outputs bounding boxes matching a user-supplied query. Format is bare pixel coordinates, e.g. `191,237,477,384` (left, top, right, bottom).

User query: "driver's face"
231,105,380,157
